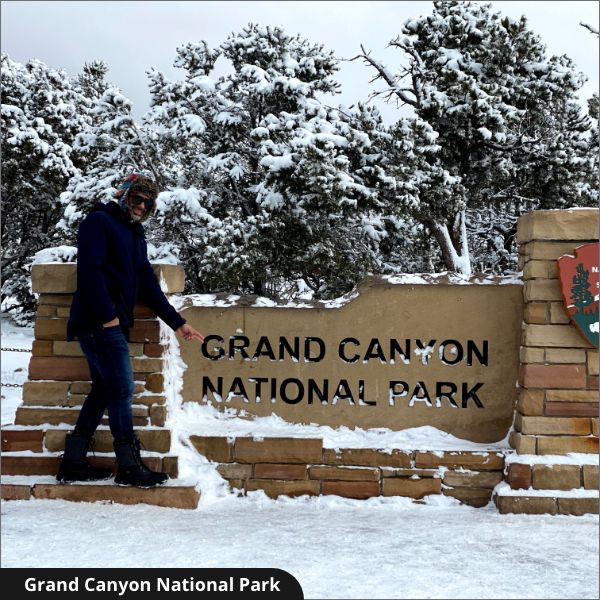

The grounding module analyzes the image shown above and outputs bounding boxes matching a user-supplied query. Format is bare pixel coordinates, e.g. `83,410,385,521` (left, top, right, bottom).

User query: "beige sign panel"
179,278,523,442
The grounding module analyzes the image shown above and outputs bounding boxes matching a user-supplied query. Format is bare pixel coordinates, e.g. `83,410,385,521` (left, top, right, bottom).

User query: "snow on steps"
0,428,200,509
493,455,599,516
1,476,200,509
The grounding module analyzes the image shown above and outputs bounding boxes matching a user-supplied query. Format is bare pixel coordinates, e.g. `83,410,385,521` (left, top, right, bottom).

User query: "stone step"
0,477,200,509
1,454,179,478
493,483,599,515
1,427,171,454
494,494,599,516
14,406,149,427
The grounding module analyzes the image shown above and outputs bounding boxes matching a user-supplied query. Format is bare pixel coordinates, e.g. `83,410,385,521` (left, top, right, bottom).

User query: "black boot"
113,437,169,487
56,433,113,483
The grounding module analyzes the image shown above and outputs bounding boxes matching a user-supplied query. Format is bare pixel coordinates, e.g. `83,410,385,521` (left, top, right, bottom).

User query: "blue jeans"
73,325,135,443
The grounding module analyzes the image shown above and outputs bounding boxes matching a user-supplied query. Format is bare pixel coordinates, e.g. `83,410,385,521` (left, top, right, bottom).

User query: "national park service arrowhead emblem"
557,242,599,348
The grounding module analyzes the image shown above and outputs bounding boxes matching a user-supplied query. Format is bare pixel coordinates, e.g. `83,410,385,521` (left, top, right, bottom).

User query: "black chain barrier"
1,347,32,352
1,347,30,387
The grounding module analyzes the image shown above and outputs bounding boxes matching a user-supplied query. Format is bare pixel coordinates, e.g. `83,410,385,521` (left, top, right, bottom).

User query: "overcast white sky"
1,1,598,124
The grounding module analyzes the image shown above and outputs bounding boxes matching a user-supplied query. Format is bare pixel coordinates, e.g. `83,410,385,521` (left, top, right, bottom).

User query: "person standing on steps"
57,173,204,487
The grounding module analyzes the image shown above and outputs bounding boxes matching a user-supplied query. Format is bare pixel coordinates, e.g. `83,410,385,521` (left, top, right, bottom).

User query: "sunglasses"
130,194,155,210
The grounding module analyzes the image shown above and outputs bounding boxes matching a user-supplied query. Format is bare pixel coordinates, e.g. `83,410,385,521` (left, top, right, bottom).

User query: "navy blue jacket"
67,201,186,341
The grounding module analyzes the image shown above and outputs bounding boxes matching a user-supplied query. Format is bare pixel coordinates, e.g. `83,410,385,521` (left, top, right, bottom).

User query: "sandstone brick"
36,304,57,317
145,373,164,393
132,357,164,373
34,318,68,340
442,470,502,488
32,340,54,356
31,263,76,293
255,464,308,480
443,487,492,507
2,456,61,476
583,465,599,490
557,497,599,516
129,320,160,343
593,419,599,437
37,294,72,307
44,428,171,453
524,241,580,260
52,341,84,357
29,357,90,381
16,407,79,426
517,389,544,415
381,468,438,478
66,394,87,406
517,415,590,435
588,376,599,389
518,254,528,271
523,325,593,349
161,456,179,478
322,448,411,468
143,343,164,358
549,302,571,324
382,477,441,498
520,347,545,364
544,402,598,417
509,431,536,454
227,479,245,491
546,390,599,402
149,405,167,427
588,351,599,376
217,463,253,480
321,481,380,499
70,381,91,394
127,343,145,357
523,260,558,280
519,364,586,389
134,382,146,394
545,349,587,364
523,304,548,325
309,466,379,482
1,430,44,452
23,381,69,404
133,394,166,407
33,484,200,509
516,210,598,244
537,436,599,455
245,479,319,498
532,464,581,490
56,306,71,318
234,437,322,464
1,484,32,501
190,436,234,462
495,495,557,515
524,280,562,303
415,452,504,471
151,264,185,294
506,463,532,490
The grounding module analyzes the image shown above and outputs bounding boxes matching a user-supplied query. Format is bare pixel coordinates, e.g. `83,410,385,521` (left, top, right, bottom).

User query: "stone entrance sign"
179,277,523,443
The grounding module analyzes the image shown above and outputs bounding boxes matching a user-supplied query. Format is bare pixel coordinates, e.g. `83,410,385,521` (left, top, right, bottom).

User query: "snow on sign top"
557,243,600,348
171,273,522,312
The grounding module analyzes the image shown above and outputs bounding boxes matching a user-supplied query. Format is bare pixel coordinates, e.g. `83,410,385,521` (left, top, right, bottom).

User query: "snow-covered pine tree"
357,0,597,274
1,54,91,322
148,24,396,298
58,71,161,240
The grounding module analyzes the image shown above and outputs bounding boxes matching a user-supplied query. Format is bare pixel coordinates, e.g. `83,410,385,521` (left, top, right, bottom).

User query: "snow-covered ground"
1,314,598,599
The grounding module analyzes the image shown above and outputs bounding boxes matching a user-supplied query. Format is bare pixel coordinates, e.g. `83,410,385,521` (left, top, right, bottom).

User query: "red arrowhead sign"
557,243,599,348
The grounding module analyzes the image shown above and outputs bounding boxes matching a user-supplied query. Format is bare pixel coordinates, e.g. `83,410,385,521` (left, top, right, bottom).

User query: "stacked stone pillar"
1,262,200,509
497,209,599,515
